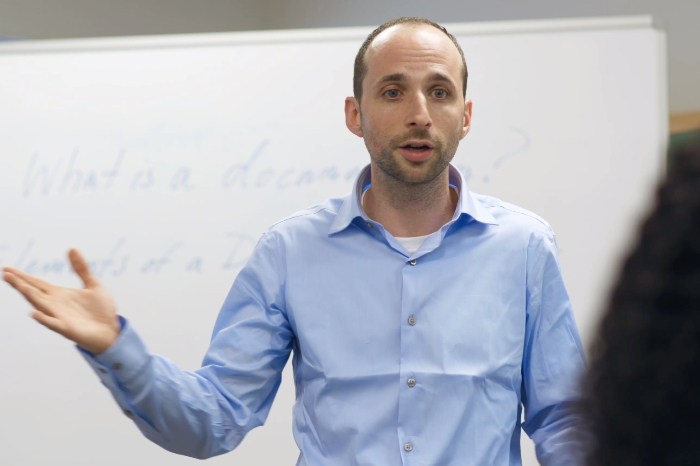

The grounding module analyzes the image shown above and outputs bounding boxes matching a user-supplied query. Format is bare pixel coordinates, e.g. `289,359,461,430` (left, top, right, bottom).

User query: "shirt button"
98,368,108,374
366,222,373,228
407,378,416,387
112,363,123,371
123,409,134,418
404,443,413,452
409,259,417,266
408,316,416,326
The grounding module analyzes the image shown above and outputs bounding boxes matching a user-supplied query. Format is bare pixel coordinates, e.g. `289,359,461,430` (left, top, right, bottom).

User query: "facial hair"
362,123,461,187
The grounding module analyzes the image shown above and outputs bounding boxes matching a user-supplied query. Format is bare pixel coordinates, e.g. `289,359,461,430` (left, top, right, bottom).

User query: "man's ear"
460,99,473,140
345,96,363,137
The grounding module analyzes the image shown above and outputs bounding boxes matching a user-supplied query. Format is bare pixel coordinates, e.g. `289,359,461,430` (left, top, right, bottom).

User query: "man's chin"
393,160,446,185
372,149,450,185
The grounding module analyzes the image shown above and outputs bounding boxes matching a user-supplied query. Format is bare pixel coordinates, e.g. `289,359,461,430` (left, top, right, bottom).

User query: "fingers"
31,310,67,336
3,271,56,317
68,249,99,289
2,267,53,293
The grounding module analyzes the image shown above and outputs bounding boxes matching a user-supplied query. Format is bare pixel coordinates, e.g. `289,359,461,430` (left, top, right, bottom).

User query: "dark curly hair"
583,135,700,465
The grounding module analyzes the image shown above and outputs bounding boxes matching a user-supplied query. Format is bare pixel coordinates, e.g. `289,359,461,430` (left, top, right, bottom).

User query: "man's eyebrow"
376,73,406,87
375,72,456,88
428,73,456,86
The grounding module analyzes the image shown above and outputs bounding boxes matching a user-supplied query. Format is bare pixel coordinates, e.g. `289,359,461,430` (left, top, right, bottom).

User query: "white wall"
0,0,697,112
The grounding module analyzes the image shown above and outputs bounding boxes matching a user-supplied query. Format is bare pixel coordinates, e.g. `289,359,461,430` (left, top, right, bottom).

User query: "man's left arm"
521,228,588,465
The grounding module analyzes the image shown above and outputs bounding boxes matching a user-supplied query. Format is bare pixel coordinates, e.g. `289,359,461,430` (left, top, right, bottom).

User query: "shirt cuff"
76,316,151,389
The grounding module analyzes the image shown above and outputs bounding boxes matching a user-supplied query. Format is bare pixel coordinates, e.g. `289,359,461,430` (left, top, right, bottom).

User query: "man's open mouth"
403,145,430,152
401,142,434,152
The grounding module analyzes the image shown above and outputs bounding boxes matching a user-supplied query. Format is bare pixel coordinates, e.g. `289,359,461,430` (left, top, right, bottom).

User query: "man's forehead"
365,24,461,76
370,24,447,51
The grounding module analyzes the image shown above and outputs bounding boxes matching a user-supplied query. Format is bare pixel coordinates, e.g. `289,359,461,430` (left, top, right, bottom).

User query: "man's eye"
434,89,448,98
384,89,400,98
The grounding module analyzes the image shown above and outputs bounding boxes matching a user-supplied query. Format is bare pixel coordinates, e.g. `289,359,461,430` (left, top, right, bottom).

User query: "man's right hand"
3,248,121,354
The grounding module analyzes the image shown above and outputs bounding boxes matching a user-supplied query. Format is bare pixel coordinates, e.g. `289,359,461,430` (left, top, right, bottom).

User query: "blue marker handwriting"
0,234,260,279
18,129,532,199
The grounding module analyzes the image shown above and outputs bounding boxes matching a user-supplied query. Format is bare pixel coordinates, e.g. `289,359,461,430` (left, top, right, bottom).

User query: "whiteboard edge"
0,15,654,54
443,15,653,36
657,29,670,178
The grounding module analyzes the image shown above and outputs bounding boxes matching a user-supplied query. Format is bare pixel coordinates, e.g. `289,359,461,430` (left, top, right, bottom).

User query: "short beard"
363,124,460,187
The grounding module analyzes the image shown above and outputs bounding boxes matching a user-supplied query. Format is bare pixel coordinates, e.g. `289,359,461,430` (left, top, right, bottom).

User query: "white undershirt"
361,188,455,255
394,234,432,255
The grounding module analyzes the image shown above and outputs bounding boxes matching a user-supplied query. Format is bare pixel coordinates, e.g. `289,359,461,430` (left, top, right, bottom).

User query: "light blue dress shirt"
80,163,587,466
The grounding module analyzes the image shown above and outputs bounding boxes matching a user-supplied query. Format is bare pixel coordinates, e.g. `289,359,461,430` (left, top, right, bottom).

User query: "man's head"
353,18,468,103
345,18,472,186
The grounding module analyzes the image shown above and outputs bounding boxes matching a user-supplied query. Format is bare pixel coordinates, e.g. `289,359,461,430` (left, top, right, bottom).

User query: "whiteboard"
0,16,666,466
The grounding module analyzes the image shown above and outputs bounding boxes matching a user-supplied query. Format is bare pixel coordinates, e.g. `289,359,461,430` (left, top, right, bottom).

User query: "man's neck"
363,165,459,238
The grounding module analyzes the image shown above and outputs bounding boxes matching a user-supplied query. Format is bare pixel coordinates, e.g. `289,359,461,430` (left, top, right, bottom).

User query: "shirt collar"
328,163,498,235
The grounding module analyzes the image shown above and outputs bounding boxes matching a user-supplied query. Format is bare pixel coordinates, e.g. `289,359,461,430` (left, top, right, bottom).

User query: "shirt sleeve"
77,231,294,459
521,228,588,466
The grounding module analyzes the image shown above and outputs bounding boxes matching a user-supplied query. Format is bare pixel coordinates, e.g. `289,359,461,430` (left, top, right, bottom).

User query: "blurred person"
583,135,700,465
3,17,586,465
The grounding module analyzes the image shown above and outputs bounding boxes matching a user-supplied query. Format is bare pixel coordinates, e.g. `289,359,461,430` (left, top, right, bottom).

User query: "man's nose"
405,92,432,128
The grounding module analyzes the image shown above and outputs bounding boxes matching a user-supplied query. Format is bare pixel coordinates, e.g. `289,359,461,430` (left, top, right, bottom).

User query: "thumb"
68,249,100,288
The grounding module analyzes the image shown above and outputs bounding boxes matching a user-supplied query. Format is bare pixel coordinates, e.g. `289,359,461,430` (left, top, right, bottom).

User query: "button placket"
399,250,422,460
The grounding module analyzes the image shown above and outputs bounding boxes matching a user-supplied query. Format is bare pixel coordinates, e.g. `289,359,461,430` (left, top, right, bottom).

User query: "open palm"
3,249,121,354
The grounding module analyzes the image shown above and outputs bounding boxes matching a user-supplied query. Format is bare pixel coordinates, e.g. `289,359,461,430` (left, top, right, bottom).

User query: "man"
3,17,586,466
